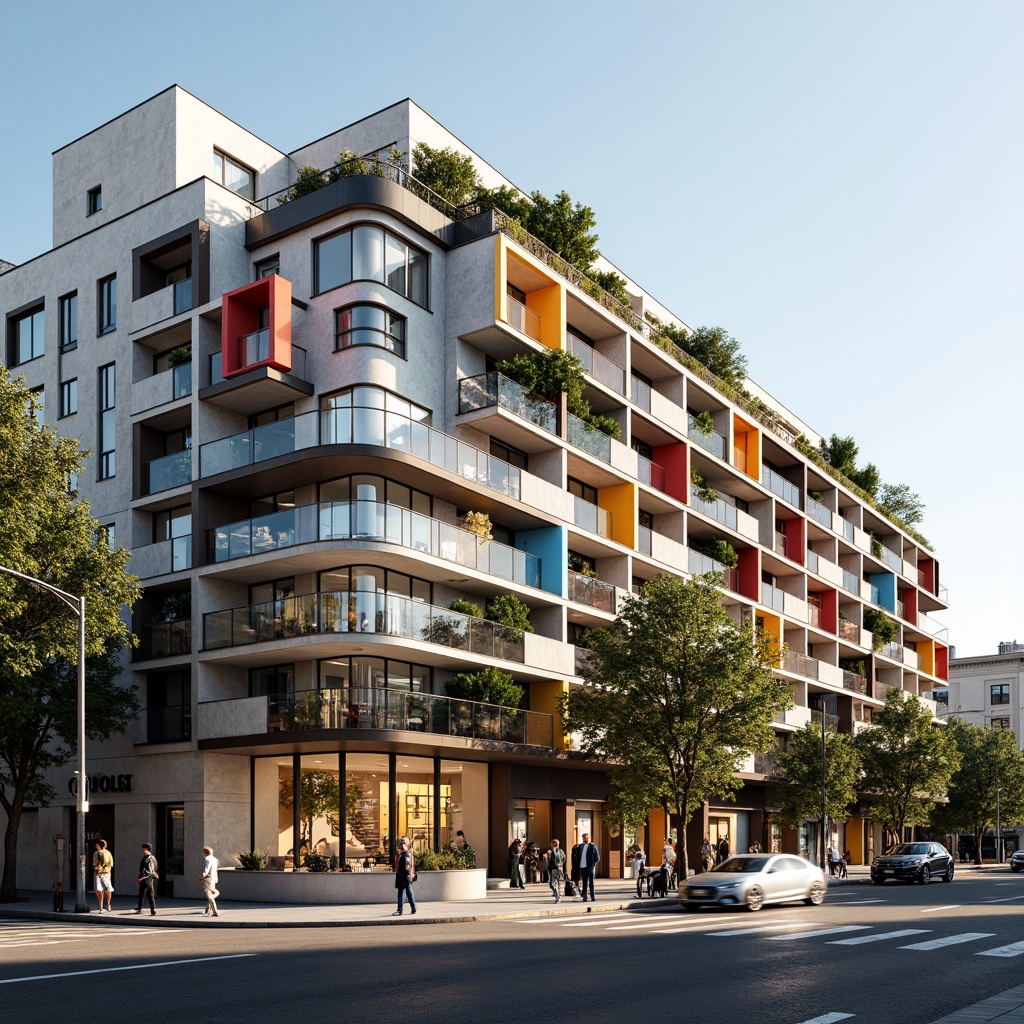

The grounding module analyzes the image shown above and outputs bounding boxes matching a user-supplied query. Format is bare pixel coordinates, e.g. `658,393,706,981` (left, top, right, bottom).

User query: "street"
3,873,1024,1023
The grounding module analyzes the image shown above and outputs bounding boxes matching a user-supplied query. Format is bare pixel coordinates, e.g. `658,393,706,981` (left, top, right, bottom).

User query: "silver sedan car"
679,854,827,912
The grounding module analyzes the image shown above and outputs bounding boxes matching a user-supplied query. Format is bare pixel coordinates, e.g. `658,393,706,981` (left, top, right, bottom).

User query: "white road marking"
899,932,995,950
0,954,255,985
920,905,960,913
823,898,884,904
769,925,872,941
980,896,1024,904
706,922,824,937
559,914,645,927
827,929,931,945
794,1014,855,1024
516,912,635,925
976,940,1024,958
606,918,711,931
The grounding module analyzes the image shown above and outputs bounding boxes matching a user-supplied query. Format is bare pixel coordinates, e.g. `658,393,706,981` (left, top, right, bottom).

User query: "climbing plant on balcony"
691,410,715,436
445,666,524,709
698,538,738,569
863,609,897,652
690,468,719,505
485,593,534,634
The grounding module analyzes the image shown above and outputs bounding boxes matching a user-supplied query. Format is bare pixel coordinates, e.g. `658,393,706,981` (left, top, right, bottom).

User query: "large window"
250,664,295,698
335,304,406,358
60,293,77,351
991,684,1011,705
9,306,44,365
213,149,254,200
147,671,191,743
98,363,115,479
154,505,192,571
98,274,117,334
314,225,428,307
60,379,77,418
318,566,431,635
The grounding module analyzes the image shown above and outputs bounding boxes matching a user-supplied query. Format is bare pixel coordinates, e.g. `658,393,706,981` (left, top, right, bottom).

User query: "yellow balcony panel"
598,481,637,549
530,679,570,749
733,413,761,482
495,236,566,349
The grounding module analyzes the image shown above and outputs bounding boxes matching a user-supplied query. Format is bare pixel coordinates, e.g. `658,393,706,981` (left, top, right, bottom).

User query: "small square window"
991,684,1011,705
87,186,102,215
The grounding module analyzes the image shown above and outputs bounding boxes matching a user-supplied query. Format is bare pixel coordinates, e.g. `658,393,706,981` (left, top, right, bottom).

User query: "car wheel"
1012,866,1020,874
746,885,764,912
872,877,886,885
805,882,826,906
680,903,696,913
919,866,931,885
943,864,954,883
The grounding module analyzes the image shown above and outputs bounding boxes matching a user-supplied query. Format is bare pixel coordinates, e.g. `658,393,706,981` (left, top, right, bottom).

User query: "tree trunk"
1,800,23,902
677,797,690,880
974,827,984,866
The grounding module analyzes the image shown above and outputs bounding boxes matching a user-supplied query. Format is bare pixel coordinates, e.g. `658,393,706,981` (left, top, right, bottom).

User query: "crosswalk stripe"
981,896,1024,904
705,922,823,937
769,925,871,941
606,918,705,931
827,929,931,945
795,1014,855,1024
976,940,1024,958
920,905,960,913
516,913,635,925
900,932,995,950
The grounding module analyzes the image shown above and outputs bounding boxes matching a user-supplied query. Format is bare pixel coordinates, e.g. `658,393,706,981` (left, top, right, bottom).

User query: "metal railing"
210,500,542,590
145,449,192,494
136,620,192,660
917,611,949,641
567,570,616,612
261,686,553,747
203,590,526,663
199,404,523,501
761,466,803,509
458,372,557,435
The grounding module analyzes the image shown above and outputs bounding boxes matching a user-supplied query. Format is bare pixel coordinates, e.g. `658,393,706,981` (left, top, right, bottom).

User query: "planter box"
214,867,486,904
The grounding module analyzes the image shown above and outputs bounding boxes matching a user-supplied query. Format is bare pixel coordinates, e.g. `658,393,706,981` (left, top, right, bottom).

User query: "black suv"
871,842,954,884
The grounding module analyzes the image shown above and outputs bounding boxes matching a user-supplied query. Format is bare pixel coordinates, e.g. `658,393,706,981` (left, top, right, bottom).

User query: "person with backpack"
134,843,158,916
546,839,566,904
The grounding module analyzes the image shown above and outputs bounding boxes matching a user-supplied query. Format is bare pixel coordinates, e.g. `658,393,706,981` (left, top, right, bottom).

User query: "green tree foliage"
854,688,961,845
932,720,1024,864
411,143,482,207
448,598,483,619
773,723,862,830
0,369,141,900
849,462,880,498
277,165,328,204
280,769,340,854
819,434,860,477
444,667,524,708
484,593,534,633
877,483,926,526
589,269,630,307
862,608,898,652
562,573,790,878
677,326,748,390
698,539,738,569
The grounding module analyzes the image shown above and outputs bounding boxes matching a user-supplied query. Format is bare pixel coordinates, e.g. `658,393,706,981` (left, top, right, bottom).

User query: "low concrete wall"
214,868,486,905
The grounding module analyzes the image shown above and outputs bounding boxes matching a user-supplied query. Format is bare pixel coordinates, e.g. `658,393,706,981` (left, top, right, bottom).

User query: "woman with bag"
546,839,566,904
393,837,417,916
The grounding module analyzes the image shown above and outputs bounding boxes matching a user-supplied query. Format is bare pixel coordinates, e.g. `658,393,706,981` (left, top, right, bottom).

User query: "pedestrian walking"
546,839,566,904
92,839,114,913
199,845,220,917
716,835,730,865
579,832,600,902
393,836,416,916
133,843,158,916
507,838,525,888
827,844,839,877
661,838,677,889
570,840,583,896
701,837,715,872
629,844,646,879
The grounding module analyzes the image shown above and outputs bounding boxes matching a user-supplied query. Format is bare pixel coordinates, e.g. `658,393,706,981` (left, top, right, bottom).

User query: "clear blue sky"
1,1,1020,658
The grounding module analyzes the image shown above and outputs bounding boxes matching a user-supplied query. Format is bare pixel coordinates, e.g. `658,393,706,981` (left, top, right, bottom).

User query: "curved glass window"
314,225,429,307
335,304,406,358
319,565,431,636
321,386,430,449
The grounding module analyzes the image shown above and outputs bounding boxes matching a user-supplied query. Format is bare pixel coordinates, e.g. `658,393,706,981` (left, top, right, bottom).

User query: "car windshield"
715,857,770,873
890,844,931,856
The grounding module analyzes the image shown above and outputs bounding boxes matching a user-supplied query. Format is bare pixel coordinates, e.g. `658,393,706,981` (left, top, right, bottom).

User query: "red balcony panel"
918,556,934,595
737,546,760,603
653,441,689,503
935,644,949,682
221,275,292,378
819,587,838,634
781,515,806,567
902,587,918,624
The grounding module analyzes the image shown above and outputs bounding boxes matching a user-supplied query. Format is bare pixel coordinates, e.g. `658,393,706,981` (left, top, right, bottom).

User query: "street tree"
773,722,862,839
562,573,790,878
932,719,1024,864
854,688,960,848
0,368,141,901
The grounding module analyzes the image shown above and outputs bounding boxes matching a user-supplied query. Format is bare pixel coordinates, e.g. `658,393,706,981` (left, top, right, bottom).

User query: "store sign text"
68,774,133,795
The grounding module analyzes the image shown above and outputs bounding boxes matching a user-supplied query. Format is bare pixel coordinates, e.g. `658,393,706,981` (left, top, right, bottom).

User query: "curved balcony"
198,406,522,500
203,590,526,663
210,500,543,591
458,372,558,436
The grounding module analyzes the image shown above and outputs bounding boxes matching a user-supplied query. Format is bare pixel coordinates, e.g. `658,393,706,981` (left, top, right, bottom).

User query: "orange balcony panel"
222,275,292,378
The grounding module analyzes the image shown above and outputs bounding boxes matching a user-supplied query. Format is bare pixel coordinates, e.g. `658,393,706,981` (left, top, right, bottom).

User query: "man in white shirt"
199,845,220,917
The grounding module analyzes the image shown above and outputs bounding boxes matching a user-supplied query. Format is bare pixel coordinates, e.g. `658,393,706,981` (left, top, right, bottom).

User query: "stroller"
636,862,676,898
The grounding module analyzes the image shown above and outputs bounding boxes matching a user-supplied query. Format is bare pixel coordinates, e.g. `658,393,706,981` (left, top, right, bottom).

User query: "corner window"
98,274,117,334
335,304,406,358
991,684,1010,705
314,225,428,307
60,293,77,351
87,185,102,215
60,378,78,418
213,149,254,200
8,305,45,365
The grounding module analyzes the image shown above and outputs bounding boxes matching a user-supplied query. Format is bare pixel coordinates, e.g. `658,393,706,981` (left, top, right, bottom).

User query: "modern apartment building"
0,86,950,896
944,644,1024,740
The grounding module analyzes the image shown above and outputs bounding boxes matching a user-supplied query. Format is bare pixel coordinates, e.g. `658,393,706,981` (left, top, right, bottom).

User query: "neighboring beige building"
944,643,1024,740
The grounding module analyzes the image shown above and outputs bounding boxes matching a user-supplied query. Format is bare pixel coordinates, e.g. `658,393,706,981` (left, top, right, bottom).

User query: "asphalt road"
4,873,1024,1024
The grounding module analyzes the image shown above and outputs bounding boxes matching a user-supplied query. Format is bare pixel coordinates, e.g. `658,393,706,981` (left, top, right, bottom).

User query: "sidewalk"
0,863,999,930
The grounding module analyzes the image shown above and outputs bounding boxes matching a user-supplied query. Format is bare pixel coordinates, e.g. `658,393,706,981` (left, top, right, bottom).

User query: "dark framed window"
8,305,45,365
100,523,116,548
489,438,528,471
97,274,117,334
639,509,654,529
992,717,1011,729
991,684,1010,705
631,438,653,461
314,224,428,307
98,362,116,479
318,656,431,694
60,378,78,418
87,185,102,215
155,505,192,572
249,403,295,429
59,293,78,351
318,474,431,518
254,255,279,280
567,476,597,505
213,149,254,200
147,671,191,743
335,304,406,358
251,664,295,699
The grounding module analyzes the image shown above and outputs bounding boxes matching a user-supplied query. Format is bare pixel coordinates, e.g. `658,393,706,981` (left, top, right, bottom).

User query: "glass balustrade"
505,295,542,341
690,485,738,530
173,278,192,315
204,590,526,663
146,449,192,494
172,362,192,399
806,550,819,573
783,650,819,680
566,412,611,463
761,582,785,612
637,525,652,555
630,374,651,411
458,372,558,435
260,686,553,747
880,545,902,571
567,570,616,612
807,497,832,528
572,496,610,538
838,619,860,643
842,671,868,694
841,570,860,595
686,548,741,593
240,327,270,367
210,500,542,590
761,466,803,509
636,454,667,492
137,620,192,660
687,417,727,458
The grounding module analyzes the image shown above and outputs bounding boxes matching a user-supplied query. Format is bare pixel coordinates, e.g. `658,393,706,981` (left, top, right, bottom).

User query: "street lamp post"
0,566,88,913
996,787,1004,865
810,693,828,872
